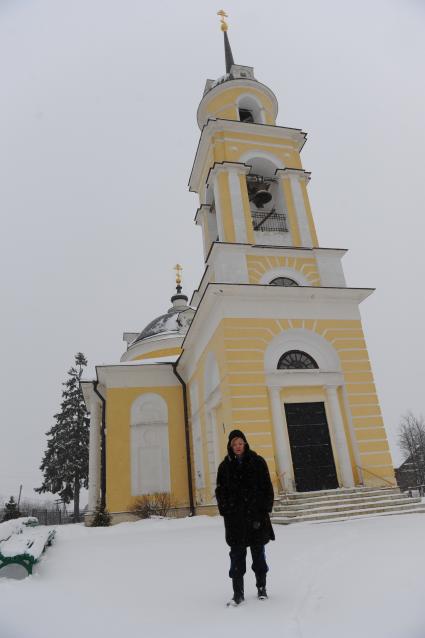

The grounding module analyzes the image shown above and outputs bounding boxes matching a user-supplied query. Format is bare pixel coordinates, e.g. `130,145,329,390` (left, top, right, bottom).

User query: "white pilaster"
269,387,295,491
288,175,312,248
212,178,226,242
228,170,248,243
88,393,101,512
325,385,354,487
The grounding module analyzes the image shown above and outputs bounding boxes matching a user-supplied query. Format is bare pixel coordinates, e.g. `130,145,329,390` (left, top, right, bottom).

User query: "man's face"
231,437,245,456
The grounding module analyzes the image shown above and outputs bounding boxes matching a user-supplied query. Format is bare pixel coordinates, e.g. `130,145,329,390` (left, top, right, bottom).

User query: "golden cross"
174,264,183,286
217,9,229,32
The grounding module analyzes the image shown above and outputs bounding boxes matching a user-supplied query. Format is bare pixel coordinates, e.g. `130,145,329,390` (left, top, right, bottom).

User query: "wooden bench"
0,517,56,576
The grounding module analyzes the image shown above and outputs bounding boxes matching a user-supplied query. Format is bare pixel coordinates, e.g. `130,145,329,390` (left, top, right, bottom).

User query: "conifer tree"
2,496,21,522
35,353,89,520
90,501,111,527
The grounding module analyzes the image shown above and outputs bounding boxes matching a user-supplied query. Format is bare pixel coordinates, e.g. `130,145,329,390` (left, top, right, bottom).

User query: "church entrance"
284,402,338,492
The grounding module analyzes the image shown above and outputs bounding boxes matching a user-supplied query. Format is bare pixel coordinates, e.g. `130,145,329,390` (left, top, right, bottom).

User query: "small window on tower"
270,277,299,287
239,108,254,123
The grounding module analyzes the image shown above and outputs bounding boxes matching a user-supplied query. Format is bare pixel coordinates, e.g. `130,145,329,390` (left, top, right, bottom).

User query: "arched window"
237,94,264,124
277,350,319,369
270,277,299,287
130,394,170,495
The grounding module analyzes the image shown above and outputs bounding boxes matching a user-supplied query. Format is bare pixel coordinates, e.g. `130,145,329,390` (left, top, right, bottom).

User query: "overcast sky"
1,0,424,504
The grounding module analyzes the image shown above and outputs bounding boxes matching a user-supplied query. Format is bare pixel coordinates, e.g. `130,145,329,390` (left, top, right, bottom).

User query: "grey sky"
1,0,424,503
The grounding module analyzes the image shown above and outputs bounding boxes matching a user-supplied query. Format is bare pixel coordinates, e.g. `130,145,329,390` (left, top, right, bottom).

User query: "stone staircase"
271,486,425,524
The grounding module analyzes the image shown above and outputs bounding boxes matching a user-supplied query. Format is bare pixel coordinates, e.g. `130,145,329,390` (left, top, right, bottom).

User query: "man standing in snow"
215,429,275,606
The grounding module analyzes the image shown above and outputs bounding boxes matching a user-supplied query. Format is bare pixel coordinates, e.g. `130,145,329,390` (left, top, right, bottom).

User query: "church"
81,13,395,523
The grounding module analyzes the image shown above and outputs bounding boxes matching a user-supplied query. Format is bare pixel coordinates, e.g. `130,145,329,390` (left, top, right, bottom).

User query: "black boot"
227,577,244,606
256,575,268,600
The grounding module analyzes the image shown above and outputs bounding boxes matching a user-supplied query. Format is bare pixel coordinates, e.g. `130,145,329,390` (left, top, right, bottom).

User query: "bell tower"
181,12,395,498
190,11,320,290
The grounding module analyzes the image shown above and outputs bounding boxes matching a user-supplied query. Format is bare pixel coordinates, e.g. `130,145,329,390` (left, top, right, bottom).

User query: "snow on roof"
98,354,179,368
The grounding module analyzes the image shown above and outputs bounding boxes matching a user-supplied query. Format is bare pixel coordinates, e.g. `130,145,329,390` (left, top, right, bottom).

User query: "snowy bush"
129,493,175,519
90,502,111,527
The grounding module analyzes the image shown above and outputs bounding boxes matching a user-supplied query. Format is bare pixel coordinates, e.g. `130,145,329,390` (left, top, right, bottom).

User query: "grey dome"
133,307,181,345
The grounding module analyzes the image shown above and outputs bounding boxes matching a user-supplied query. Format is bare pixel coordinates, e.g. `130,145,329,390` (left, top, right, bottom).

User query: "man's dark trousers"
229,545,268,587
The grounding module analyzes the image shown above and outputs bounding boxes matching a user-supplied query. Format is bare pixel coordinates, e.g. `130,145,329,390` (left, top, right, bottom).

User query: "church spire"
217,9,234,73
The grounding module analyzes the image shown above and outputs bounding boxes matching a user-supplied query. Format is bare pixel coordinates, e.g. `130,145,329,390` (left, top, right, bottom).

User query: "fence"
0,508,82,525
251,209,288,232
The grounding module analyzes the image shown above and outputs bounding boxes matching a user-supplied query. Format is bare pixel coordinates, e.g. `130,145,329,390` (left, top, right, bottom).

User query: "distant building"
81,16,396,523
395,454,425,492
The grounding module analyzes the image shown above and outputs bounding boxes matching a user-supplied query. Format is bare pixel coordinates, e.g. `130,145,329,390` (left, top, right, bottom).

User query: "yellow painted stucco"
133,347,181,361
105,385,189,513
187,316,394,497
199,85,276,126
246,254,320,285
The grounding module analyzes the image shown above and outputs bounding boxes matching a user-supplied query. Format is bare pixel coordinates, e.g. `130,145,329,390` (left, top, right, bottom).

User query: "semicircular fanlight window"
277,350,319,369
270,277,299,287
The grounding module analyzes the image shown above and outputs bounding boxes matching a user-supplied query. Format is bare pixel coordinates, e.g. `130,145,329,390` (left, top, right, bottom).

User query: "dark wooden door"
284,402,338,492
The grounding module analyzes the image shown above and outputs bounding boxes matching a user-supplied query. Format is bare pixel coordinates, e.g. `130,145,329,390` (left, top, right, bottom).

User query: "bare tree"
398,412,425,486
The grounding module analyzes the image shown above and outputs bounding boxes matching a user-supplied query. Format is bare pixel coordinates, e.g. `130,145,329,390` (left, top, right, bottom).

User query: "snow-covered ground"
2,513,425,638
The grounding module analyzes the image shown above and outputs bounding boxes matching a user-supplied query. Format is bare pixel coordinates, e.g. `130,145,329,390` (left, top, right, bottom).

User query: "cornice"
189,119,307,194
178,283,374,375
121,333,184,362
96,362,179,388
275,167,311,183
205,161,251,189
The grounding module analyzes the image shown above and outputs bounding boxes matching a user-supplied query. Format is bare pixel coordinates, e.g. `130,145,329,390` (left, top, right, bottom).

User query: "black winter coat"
215,449,275,547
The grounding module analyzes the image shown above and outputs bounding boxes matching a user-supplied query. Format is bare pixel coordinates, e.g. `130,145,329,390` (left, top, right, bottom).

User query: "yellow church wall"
354,427,387,441
185,308,395,501
193,316,393,489
210,133,303,168
105,386,189,514
200,86,276,126
246,254,321,285
187,325,228,504
133,347,182,361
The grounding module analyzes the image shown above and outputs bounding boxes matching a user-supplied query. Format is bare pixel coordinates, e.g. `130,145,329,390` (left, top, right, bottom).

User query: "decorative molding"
189,120,307,193
275,167,311,183
264,328,342,373
96,363,180,388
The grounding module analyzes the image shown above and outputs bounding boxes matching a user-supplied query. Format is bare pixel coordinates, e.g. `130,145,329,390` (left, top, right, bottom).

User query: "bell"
252,189,272,208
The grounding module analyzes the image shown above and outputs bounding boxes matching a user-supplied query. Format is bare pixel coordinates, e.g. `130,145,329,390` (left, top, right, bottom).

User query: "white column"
88,394,101,512
269,387,294,491
326,385,354,487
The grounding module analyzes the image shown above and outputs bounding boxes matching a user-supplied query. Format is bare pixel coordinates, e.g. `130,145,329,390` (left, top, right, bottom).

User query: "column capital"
206,161,251,187
275,168,311,183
